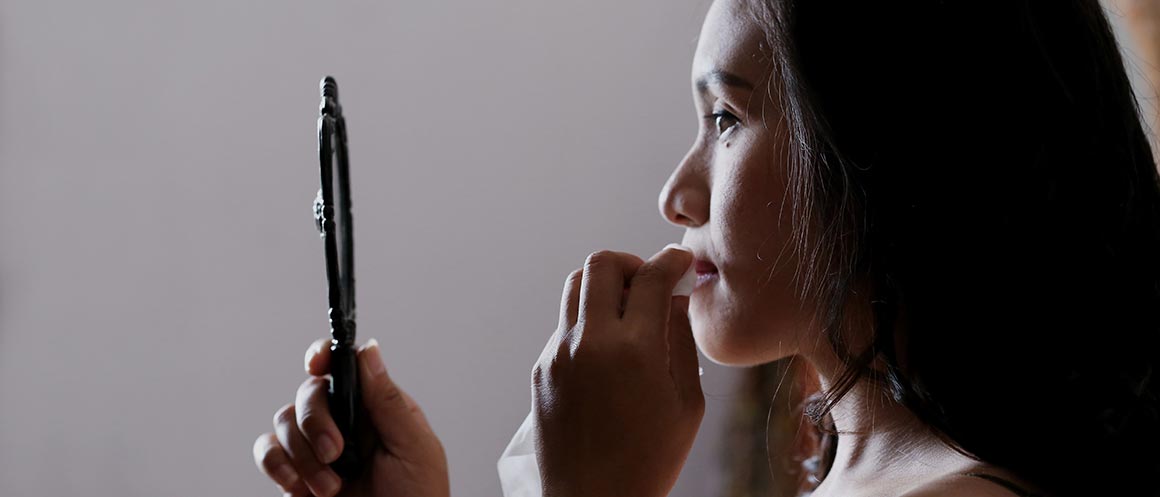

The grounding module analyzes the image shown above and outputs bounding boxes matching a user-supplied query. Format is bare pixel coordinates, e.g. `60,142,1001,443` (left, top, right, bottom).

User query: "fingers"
666,296,703,402
273,403,343,497
253,432,307,495
538,269,584,366
624,244,695,329
295,376,343,464
358,338,431,451
579,251,644,324
305,337,331,376
558,268,584,331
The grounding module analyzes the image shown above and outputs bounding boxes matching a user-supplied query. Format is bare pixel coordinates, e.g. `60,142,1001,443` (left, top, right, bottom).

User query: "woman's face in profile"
660,0,815,367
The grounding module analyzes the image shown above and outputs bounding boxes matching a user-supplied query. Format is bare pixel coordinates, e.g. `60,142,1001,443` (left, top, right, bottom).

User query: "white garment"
496,265,698,497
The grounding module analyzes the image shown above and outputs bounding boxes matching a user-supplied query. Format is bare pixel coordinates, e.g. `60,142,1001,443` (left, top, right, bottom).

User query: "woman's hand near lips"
534,245,704,497
252,339,450,497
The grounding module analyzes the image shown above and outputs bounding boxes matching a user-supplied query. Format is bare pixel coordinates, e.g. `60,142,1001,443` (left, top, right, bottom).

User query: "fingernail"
304,340,323,373
363,338,385,377
309,471,340,497
316,434,339,463
664,243,693,254
274,464,299,487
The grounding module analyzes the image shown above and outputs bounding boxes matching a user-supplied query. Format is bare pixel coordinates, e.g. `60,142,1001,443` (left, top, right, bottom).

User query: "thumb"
666,296,703,401
358,338,431,451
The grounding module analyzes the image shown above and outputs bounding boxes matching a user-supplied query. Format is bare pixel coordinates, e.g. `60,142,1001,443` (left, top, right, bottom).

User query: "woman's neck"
806,360,977,495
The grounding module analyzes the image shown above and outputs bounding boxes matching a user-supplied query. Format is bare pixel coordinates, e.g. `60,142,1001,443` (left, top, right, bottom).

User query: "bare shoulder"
900,472,1035,497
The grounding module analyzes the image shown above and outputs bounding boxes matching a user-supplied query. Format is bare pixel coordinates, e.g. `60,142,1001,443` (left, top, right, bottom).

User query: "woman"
252,0,1160,496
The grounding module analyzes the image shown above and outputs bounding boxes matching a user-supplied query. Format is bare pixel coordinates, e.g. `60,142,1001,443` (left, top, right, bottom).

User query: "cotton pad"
672,263,697,297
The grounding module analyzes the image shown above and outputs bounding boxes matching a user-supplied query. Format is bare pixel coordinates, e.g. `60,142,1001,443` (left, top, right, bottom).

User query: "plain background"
0,1,745,496
0,2,1151,497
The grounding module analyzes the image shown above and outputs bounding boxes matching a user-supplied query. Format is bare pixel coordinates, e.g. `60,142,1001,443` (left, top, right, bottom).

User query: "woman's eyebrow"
695,69,755,93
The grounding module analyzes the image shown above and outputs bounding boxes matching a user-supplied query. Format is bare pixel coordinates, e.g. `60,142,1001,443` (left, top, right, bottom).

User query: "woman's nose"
658,149,710,228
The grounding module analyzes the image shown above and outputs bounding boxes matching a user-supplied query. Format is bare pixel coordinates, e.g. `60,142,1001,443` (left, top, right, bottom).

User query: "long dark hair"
745,1,1160,495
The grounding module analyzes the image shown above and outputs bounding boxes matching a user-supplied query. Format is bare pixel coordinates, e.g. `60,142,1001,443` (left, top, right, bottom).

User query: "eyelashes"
706,109,740,140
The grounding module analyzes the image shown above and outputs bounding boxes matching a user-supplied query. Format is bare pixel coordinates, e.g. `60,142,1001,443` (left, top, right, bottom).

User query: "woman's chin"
689,300,798,367
689,318,794,367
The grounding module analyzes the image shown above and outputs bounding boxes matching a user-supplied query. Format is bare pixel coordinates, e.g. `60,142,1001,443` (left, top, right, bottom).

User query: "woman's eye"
712,111,739,137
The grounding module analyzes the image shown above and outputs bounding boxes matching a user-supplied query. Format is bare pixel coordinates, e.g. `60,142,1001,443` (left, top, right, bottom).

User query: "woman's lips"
694,259,718,288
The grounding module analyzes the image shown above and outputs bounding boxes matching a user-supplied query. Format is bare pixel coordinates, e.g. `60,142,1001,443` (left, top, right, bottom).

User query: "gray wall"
0,1,748,497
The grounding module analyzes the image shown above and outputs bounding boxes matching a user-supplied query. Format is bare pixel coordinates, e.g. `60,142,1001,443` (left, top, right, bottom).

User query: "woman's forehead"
692,0,768,87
